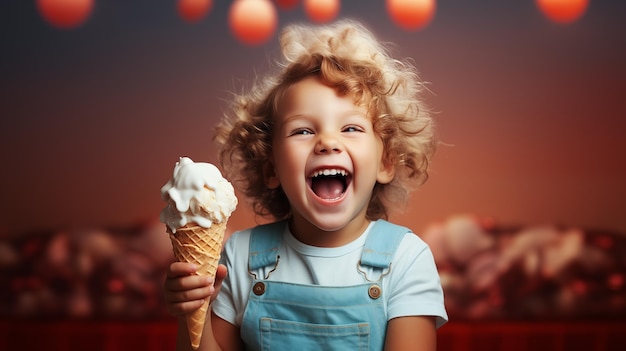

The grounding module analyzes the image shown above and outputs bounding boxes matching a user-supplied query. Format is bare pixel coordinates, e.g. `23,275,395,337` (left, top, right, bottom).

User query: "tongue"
311,178,344,200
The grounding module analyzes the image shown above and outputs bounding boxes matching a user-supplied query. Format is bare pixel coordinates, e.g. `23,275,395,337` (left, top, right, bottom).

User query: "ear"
264,161,281,189
376,160,395,184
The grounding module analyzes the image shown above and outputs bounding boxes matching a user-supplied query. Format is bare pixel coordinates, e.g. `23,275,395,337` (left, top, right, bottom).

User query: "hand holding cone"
169,221,228,349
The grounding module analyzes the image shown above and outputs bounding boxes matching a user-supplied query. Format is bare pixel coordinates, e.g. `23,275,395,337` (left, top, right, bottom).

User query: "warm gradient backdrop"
2,0,625,235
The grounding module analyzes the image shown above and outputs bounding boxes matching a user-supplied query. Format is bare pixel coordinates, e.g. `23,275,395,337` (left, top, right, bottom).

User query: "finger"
210,265,228,303
166,262,198,278
165,283,215,304
166,298,207,317
165,273,213,293
215,264,228,281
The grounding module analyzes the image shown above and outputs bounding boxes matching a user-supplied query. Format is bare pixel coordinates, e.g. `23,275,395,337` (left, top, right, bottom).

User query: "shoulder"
370,220,431,259
374,222,437,277
399,231,430,251
224,227,253,250
223,221,287,256
395,232,435,265
221,227,253,267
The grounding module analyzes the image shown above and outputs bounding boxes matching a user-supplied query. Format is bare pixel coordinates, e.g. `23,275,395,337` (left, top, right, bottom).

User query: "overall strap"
360,220,410,269
248,220,286,271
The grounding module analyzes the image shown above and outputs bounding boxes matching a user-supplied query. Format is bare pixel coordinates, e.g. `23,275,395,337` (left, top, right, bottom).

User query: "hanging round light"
229,0,278,46
37,0,95,29
387,0,436,31
303,0,340,23
536,0,589,24
177,0,213,23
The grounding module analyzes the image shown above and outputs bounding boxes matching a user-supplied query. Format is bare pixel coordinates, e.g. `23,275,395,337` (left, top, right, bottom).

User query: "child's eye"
343,125,364,133
289,128,314,136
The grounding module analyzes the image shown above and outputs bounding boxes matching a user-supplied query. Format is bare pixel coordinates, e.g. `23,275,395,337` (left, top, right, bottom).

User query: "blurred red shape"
229,0,278,46
387,0,436,31
303,0,340,23
275,0,299,11
37,0,94,29
536,0,589,24
177,0,213,23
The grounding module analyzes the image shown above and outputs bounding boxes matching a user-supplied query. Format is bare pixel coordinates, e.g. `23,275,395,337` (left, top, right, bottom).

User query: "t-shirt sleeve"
386,233,448,328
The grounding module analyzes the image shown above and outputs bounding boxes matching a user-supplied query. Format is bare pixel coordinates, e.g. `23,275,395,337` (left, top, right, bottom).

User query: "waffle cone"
169,221,228,350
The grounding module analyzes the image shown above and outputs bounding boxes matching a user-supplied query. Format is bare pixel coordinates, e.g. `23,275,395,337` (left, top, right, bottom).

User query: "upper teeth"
311,169,348,178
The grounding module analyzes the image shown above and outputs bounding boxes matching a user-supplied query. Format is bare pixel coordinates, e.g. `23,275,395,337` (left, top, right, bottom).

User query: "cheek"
274,143,305,175
358,139,387,174
357,137,384,159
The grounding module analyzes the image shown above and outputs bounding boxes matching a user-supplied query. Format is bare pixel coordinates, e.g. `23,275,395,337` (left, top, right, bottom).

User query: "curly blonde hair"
215,19,436,221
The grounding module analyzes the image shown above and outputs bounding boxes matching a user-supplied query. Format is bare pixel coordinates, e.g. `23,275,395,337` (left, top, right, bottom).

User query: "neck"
288,214,371,248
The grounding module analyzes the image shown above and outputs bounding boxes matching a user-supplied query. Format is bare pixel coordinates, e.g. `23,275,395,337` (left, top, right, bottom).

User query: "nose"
315,133,342,154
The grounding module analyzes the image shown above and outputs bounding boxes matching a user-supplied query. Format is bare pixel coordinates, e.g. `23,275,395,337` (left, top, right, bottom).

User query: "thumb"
210,264,228,303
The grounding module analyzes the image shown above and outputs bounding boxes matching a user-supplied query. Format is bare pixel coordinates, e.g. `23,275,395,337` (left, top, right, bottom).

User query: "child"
164,19,448,351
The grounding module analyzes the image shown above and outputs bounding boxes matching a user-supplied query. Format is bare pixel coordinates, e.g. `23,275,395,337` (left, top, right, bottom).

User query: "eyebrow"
282,109,369,122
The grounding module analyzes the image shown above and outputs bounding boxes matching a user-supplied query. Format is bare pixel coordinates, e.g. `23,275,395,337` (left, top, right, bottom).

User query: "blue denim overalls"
240,220,409,351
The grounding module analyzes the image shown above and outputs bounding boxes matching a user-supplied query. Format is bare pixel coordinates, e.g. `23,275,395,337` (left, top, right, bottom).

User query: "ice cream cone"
168,221,228,350
160,157,237,350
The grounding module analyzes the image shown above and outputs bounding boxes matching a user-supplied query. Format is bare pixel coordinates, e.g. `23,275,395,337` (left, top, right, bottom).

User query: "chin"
308,212,362,233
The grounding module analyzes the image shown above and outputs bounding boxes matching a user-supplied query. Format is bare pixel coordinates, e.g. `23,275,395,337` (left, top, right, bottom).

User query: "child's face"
269,76,394,233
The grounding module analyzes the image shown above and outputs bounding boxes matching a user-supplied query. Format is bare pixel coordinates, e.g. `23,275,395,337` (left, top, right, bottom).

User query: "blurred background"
1,0,625,350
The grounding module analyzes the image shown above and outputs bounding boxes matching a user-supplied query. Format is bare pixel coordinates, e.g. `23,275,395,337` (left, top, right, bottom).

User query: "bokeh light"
229,0,278,46
275,0,299,11
303,0,340,23
36,0,94,29
386,0,436,31
536,0,589,24
177,0,213,23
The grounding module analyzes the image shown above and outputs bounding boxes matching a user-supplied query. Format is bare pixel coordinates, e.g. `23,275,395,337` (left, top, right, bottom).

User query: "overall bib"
240,220,409,351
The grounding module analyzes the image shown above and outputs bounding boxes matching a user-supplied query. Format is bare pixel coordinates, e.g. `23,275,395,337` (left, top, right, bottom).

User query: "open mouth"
308,168,351,200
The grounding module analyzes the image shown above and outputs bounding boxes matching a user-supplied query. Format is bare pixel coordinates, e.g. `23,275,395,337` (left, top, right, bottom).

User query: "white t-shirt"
212,221,448,328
